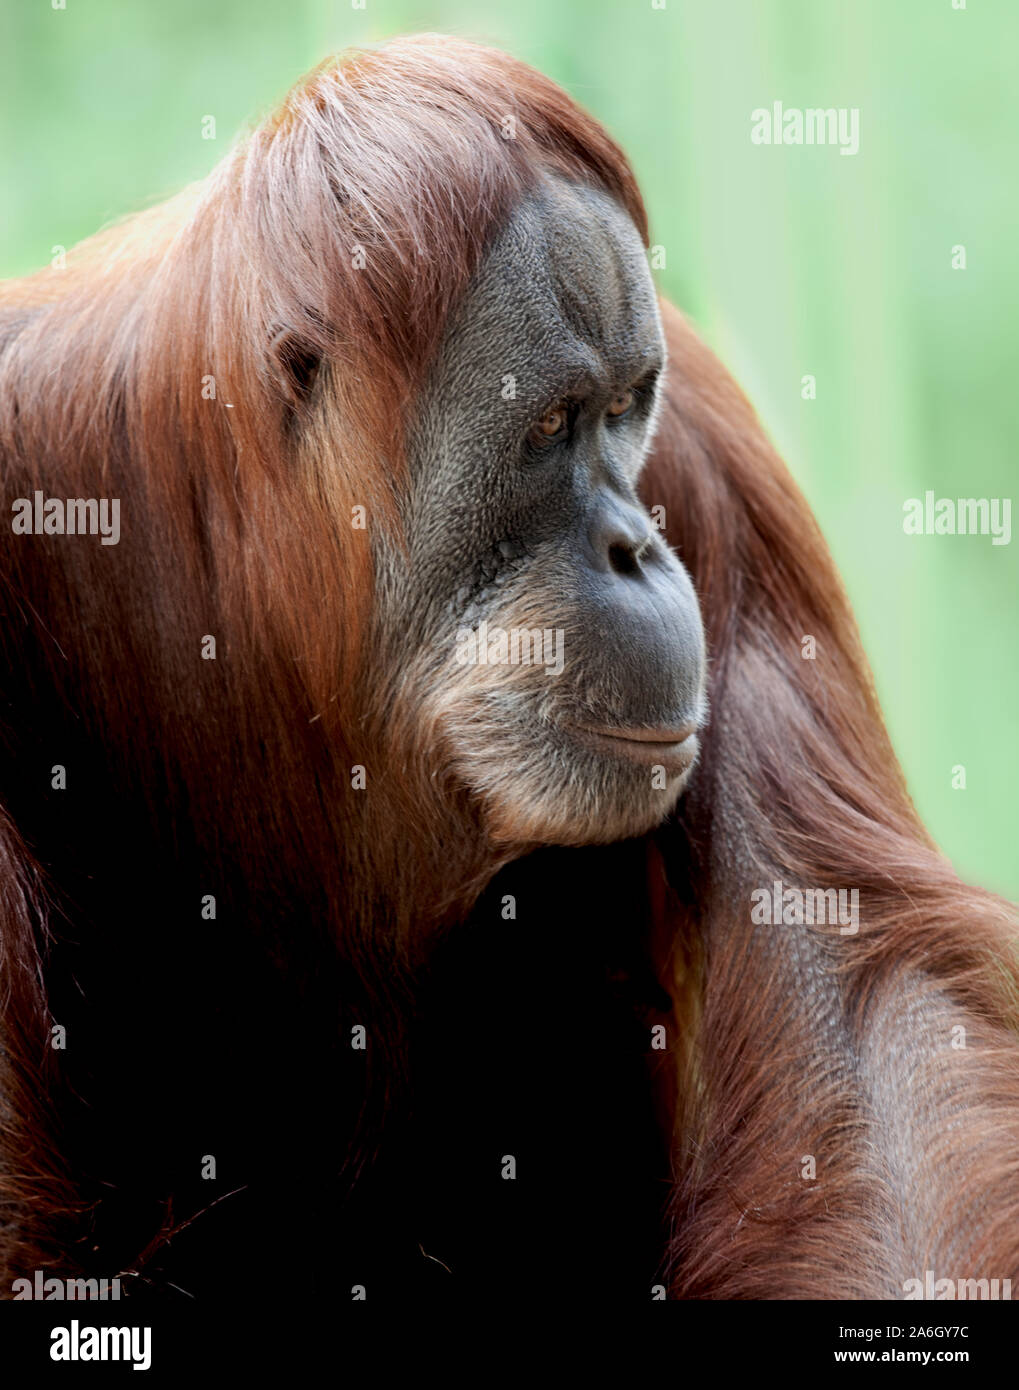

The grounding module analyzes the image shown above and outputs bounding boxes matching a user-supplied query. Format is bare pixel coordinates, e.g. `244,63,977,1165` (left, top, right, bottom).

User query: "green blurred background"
2,0,1015,896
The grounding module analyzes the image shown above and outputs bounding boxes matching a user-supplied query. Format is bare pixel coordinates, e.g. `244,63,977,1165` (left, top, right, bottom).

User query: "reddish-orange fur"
644,304,1019,1295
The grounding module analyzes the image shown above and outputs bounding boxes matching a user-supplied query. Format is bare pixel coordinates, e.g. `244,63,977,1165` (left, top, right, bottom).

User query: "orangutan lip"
576,723,700,772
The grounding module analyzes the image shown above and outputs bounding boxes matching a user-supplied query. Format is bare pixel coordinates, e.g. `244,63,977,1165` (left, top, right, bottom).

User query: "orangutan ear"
268,326,322,416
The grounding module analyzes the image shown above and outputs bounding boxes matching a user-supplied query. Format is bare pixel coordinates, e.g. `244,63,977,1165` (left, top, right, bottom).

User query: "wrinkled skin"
384,176,706,848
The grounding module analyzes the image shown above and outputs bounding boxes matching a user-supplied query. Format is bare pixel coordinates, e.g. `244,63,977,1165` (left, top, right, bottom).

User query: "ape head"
1,35,706,941
253,41,708,856
389,174,706,849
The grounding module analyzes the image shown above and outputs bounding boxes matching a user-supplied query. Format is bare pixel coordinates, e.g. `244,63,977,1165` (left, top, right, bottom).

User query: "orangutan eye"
528,402,571,447
606,389,635,419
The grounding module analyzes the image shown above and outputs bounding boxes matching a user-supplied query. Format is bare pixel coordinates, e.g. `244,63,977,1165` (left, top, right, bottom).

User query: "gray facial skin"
383,175,707,848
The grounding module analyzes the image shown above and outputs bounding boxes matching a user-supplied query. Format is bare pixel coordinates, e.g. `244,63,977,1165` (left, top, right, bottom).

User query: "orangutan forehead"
438,177,664,401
